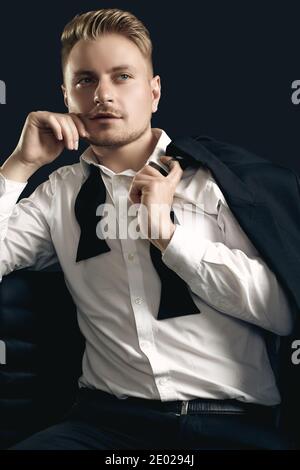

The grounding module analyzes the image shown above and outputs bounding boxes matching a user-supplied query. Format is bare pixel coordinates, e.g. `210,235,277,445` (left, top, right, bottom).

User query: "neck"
90,128,161,173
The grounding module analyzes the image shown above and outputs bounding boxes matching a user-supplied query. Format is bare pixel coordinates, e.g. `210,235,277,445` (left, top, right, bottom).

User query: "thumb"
160,156,183,184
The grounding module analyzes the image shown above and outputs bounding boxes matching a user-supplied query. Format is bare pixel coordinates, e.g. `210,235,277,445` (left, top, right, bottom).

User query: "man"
0,8,294,449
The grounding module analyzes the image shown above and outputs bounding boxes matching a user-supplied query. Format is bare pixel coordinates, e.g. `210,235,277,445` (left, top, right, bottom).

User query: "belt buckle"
175,400,189,416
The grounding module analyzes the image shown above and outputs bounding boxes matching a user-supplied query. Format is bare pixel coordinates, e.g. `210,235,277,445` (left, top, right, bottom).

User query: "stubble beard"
86,121,150,148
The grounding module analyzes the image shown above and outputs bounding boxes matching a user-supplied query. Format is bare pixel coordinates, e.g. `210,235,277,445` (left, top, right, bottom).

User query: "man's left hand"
128,156,183,251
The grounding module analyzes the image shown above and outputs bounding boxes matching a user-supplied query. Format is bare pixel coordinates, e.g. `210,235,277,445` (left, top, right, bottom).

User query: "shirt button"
134,297,143,305
128,253,135,261
140,340,150,350
158,378,168,386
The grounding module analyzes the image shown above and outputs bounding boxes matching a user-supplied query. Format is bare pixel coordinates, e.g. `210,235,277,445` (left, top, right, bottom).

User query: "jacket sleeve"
162,198,294,336
0,173,58,282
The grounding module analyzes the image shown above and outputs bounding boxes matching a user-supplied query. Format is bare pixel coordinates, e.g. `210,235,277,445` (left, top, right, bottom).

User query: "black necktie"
74,164,110,262
74,161,200,320
149,211,200,320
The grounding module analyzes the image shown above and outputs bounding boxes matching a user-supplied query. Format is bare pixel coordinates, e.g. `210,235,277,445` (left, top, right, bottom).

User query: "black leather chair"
0,266,299,449
0,266,85,449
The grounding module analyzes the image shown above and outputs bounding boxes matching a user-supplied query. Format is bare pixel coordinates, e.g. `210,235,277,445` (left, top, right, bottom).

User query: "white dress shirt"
0,128,293,405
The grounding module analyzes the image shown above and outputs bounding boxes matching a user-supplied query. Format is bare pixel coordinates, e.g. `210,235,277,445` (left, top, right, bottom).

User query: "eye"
76,77,94,86
117,73,131,81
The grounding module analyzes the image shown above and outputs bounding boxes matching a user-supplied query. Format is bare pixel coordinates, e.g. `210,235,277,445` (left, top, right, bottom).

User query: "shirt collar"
79,128,225,215
80,128,171,178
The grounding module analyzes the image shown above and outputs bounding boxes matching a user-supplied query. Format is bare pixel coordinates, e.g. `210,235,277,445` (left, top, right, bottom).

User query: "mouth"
89,113,122,121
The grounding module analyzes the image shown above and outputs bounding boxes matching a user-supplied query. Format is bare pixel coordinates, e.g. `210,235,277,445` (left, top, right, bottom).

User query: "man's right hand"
12,111,88,166
0,111,89,182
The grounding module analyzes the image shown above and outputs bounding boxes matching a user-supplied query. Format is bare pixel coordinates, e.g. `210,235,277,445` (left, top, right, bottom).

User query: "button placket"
110,178,173,398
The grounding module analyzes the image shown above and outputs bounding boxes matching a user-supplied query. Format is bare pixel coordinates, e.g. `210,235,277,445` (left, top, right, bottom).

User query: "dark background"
0,0,299,197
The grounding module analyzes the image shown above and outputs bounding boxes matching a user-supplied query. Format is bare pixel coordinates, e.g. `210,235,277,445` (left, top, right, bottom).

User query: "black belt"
78,388,279,421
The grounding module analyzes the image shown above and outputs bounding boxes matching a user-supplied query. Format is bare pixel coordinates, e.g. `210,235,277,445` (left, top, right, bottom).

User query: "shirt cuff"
0,172,28,190
161,224,210,284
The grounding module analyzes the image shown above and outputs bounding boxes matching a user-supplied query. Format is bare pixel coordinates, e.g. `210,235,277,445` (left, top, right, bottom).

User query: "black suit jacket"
167,135,300,317
166,135,300,443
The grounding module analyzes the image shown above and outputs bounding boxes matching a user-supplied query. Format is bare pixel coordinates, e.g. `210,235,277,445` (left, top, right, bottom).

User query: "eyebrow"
73,65,137,77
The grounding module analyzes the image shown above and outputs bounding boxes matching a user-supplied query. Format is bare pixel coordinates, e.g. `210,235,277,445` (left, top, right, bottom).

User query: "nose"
94,79,114,105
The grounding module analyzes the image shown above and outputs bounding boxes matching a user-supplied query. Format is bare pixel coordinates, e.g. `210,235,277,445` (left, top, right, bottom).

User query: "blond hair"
61,8,153,77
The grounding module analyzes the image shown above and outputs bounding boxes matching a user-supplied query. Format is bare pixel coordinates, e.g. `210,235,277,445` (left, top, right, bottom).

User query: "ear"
61,84,69,109
151,75,161,113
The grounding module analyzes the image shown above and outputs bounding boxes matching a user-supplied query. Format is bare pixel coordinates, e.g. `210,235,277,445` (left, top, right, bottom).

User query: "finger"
163,157,183,184
135,163,157,175
169,164,183,186
160,156,178,169
58,116,76,150
47,115,63,141
136,162,167,179
69,113,89,139
138,164,162,178
147,162,168,177
134,174,155,183
66,116,80,150
129,180,148,204
31,112,75,149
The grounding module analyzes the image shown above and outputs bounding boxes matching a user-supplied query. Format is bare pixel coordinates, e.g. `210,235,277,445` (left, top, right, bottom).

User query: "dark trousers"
9,389,291,450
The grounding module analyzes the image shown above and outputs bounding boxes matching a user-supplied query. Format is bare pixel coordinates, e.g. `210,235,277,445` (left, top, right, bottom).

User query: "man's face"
62,33,161,147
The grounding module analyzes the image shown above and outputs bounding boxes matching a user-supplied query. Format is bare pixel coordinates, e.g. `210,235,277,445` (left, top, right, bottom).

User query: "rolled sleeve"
0,173,27,220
